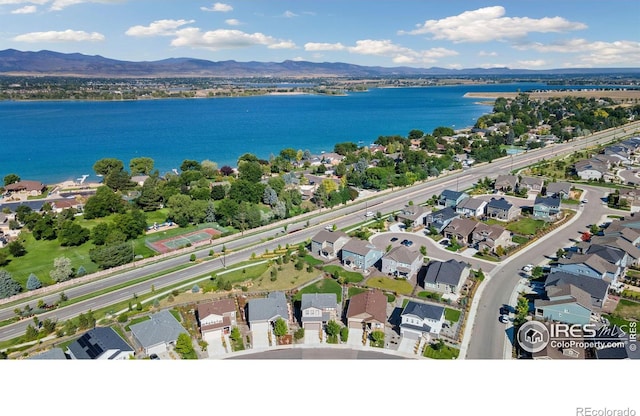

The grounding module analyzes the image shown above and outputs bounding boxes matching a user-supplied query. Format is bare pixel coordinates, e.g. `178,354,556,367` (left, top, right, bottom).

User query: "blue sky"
0,0,638,69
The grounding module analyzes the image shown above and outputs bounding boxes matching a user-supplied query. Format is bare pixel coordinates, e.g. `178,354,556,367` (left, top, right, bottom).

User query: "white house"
399,300,445,342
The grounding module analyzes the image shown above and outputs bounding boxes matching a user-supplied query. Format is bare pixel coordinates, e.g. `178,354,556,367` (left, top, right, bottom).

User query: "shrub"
294,328,305,340
117,313,128,323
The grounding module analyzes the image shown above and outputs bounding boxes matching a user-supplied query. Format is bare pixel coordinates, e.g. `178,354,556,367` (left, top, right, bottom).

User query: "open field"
464,89,640,102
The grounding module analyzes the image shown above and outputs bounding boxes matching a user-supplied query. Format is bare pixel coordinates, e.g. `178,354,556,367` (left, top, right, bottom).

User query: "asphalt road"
1,121,638,347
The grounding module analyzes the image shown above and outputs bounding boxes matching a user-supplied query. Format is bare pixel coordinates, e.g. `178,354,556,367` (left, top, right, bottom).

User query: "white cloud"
478,51,497,57
170,28,296,51
49,0,125,11
200,2,232,12
516,38,640,66
125,19,195,37
291,56,305,61
283,10,297,18
0,0,47,4
304,42,347,52
13,29,104,42
225,19,241,26
400,6,587,43
11,5,37,13
517,60,546,68
306,39,457,65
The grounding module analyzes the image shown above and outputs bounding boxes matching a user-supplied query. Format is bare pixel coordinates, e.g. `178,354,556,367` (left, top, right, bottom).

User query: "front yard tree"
93,158,124,176
7,240,26,257
26,273,42,291
274,318,288,338
326,320,341,339
175,333,197,359
129,157,154,175
3,173,20,186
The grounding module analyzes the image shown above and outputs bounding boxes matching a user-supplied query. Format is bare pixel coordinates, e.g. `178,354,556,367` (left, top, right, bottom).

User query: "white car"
365,211,374,217
522,264,533,273
499,315,510,324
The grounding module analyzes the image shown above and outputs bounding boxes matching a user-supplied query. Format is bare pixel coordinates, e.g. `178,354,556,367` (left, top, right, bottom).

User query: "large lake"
1,82,548,184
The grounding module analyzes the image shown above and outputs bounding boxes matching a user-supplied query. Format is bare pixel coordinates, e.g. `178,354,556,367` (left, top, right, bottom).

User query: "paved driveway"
347,328,364,347
397,336,417,354
251,322,270,349
204,330,228,356
304,329,321,345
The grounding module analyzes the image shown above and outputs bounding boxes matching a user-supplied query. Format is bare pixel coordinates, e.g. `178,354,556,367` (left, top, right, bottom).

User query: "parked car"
439,239,449,246
390,237,398,242
401,239,413,247
499,306,510,315
522,264,533,273
499,315,510,324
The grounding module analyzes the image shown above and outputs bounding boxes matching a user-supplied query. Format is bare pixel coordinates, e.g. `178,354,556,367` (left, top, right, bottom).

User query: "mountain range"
1,49,639,78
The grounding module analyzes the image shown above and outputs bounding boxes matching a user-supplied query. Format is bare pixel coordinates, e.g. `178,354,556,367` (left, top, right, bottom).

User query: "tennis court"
148,228,220,253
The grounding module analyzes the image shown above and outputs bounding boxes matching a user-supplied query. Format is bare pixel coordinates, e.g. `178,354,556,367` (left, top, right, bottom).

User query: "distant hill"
0,49,639,78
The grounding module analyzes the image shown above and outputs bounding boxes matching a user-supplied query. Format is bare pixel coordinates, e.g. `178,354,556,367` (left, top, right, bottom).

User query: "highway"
1,121,638,350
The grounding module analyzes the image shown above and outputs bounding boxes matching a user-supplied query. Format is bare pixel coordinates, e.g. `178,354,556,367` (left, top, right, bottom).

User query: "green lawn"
417,291,442,301
303,255,324,267
293,278,342,302
365,276,413,295
506,218,547,236
323,265,363,283
445,308,461,323
512,235,530,245
423,343,460,359
347,287,367,298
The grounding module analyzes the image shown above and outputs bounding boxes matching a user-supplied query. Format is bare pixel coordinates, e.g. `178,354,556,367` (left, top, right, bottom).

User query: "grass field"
293,278,342,302
365,276,413,295
506,218,547,235
445,308,461,323
613,298,640,321
423,343,460,359
323,265,363,283
347,287,367,298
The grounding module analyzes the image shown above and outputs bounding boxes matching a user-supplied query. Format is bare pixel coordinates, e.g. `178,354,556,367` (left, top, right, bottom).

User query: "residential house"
486,197,520,221
494,175,518,192
574,159,607,180
439,190,469,208
131,175,150,186
443,217,477,245
399,300,445,342
346,289,387,331
552,253,621,283
67,327,134,360
472,222,512,254
534,284,593,325
396,204,430,228
247,291,291,329
533,195,562,221
618,188,639,205
28,348,69,360
422,259,469,294
589,236,640,267
300,293,339,331
593,326,640,360
381,246,422,279
4,180,46,197
129,309,190,356
425,207,460,233
456,197,487,218
519,176,544,193
545,182,572,199
310,230,351,260
341,238,384,272
197,298,237,344
585,244,629,269
320,152,345,166
545,271,609,310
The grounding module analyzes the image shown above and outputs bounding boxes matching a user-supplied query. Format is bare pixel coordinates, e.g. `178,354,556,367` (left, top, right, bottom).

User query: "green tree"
326,320,341,339
49,256,74,283
93,158,124,176
273,318,288,338
7,240,26,257
129,157,155,175
58,220,90,246
83,186,125,219
370,330,385,347
3,173,20,186
25,324,38,341
0,270,22,299
340,326,349,343
89,242,134,269
175,333,197,359
26,273,42,291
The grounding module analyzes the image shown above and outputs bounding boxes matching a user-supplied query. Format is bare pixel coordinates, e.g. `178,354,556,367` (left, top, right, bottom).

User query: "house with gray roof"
533,195,561,221
472,222,512,254
399,300,445,341
129,309,189,356
439,190,469,208
310,229,351,260
425,207,460,233
380,246,422,279
341,238,384,272
67,327,134,360
574,159,607,180
300,293,339,331
534,284,593,325
589,236,640,267
585,244,628,269
545,271,609,309
456,197,487,218
29,348,68,360
486,197,520,221
422,259,469,295
552,253,621,283
247,291,290,328
545,182,572,199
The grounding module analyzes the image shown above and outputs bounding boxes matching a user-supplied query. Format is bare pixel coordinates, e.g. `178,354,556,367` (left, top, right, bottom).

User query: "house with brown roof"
443,217,477,245
519,176,544,193
494,174,518,192
380,246,422,279
472,222,512,254
4,180,46,197
346,289,387,331
197,298,237,344
396,204,430,228
310,230,350,260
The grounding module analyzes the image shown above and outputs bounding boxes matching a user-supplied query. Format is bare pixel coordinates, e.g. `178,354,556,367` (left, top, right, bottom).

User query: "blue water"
0,82,548,184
